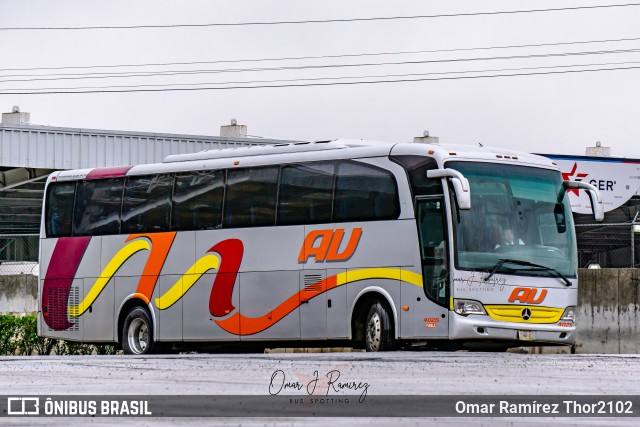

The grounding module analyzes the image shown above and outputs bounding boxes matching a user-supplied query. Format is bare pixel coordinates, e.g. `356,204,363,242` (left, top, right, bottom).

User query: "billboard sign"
538,154,640,214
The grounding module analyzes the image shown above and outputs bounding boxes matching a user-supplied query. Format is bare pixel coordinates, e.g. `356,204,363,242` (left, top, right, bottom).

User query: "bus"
38,140,604,354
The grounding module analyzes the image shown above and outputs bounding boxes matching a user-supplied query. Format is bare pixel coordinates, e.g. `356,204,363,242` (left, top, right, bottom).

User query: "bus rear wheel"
122,307,155,355
365,302,395,352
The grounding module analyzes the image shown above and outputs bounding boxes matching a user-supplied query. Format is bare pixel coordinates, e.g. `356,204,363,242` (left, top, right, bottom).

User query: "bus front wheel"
365,302,395,352
122,307,155,355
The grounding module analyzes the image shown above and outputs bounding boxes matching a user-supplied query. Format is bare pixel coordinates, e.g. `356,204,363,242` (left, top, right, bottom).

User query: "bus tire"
365,302,395,352
122,307,155,355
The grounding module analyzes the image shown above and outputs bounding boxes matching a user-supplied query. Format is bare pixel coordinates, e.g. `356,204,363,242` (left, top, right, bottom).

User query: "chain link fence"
0,234,39,276
576,223,640,268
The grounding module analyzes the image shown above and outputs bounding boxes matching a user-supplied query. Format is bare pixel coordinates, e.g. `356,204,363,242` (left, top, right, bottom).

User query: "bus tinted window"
278,162,334,226
334,161,400,222
73,178,124,236
172,170,224,231
45,182,76,237
122,174,173,233
224,167,279,228
391,155,442,196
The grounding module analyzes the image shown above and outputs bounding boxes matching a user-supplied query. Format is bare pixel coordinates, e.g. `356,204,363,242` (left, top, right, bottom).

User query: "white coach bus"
38,140,603,354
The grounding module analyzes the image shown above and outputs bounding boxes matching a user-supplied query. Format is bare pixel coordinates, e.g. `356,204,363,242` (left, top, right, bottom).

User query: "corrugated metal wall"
0,124,290,236
0,124,286,169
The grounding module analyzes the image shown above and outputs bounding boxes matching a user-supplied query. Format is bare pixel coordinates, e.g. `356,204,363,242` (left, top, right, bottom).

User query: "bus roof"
50,139,558,182
390,142,558,169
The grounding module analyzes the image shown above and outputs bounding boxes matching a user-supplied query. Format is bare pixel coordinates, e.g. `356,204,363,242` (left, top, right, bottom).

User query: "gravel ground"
1,351,639,426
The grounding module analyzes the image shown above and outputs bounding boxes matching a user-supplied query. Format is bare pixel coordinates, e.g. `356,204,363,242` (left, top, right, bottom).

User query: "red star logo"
562,163,588,195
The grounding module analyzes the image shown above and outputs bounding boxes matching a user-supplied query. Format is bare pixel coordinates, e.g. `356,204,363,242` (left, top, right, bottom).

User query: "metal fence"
0,234,38,275
576,223,640,268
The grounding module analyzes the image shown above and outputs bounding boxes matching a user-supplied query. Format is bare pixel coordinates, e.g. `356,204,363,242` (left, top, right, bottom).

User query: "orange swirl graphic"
128,232,176,300
215,268,422,335
68,232,176,318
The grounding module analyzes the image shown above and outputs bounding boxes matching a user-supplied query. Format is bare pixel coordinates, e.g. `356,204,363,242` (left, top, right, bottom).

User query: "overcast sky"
1,0,639,157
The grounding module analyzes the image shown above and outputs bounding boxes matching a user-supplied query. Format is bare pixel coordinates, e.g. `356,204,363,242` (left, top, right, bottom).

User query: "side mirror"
554,203,566,233
563,181,604,221
427,168,471,209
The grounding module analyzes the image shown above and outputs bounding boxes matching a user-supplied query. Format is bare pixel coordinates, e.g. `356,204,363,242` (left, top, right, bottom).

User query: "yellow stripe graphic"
68,239,150,317
336,268,423,287
155,254,220,310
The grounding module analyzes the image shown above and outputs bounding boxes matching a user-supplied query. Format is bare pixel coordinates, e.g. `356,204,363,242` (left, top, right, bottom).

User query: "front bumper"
449,312,575,344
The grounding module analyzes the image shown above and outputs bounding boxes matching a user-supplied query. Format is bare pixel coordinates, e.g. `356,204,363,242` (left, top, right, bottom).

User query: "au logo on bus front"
508,287,547,304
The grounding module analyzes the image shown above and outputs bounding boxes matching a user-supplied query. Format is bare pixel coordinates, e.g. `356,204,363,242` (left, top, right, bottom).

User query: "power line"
8,60,640,93
1,3,639,30
2,47,640,83
3,36,640,73
1,65,638,95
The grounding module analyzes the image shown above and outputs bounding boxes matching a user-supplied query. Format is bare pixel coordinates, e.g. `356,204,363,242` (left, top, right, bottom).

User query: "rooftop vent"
220,118,247,138
2,106,30,125
413,130,440,144
585,141,611,157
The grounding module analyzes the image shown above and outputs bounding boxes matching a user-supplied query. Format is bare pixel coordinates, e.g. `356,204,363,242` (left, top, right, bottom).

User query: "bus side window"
172,170,224,231
45,182,75,237
73,178,124,236
224,167,279,228
334,161,400,222
121,174,173,233
278,162,334,226
390,155,442,197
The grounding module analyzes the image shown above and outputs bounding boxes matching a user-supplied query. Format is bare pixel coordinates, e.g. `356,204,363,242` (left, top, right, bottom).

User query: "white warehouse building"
0,108,291,262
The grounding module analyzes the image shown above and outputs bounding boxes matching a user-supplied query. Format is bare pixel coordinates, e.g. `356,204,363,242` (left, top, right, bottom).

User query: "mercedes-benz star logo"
521,308,532,321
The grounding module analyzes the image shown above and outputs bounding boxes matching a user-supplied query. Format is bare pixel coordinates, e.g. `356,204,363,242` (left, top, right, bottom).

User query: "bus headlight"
454,299,487,316
560,306,576,322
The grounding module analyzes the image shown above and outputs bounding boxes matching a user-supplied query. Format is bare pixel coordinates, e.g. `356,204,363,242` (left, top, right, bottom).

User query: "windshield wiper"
483,258,572,286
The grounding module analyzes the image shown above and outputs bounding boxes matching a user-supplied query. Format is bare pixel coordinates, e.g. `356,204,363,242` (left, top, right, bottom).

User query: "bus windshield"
446,161,577,279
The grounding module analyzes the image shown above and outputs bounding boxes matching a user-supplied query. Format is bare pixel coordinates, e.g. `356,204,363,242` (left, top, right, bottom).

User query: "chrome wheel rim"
127,318,148,354
366,312,382,351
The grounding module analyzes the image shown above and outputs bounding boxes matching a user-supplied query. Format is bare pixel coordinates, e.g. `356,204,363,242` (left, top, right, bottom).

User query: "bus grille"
46,285,80,332
303,274,323,292
484,305,563,324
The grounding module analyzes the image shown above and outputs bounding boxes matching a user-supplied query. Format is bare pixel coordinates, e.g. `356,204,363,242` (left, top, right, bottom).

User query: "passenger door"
411,197,449,337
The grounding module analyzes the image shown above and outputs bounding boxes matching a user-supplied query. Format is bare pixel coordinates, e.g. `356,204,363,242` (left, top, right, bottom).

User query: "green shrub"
0,314,117,356
16,315,39,355
0,315,19,355
63,341,96,355
95,344,117,355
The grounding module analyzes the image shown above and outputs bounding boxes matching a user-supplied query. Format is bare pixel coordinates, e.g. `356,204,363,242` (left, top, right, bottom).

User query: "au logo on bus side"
298,228,363,263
